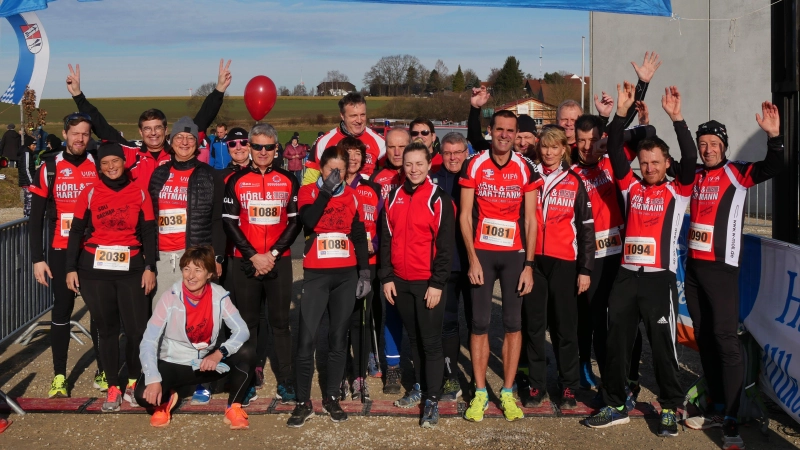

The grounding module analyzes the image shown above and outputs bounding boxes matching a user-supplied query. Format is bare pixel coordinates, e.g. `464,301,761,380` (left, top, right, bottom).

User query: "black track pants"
685,259,743,417
226,257,293,382
79,270,149,387
296,270,357,402
471,250,525,335
393,279,445,400
134,342,255,406
601,267,683,410
442,271,472,380
523,255,580,391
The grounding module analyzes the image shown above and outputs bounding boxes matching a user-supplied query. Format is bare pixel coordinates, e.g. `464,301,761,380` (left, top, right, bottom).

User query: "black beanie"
696,120,728,149
518,115,538,134
96,141,126,164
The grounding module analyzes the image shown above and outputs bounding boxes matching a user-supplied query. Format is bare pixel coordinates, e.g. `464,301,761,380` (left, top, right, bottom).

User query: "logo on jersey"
168,173,175,180
482,168,495,179
82,171,96,177
273,175,281,183
503,173,518,181
692,185,720,201
59,168,73,177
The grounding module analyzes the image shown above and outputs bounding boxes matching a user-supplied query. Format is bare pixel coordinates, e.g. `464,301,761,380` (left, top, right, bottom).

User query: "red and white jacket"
379,177,455,289
351,176,382,265
305,124,386,178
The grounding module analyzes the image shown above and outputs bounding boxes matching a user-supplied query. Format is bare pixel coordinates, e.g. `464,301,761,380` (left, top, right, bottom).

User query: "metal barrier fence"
744,179,773,227
0,217,52,346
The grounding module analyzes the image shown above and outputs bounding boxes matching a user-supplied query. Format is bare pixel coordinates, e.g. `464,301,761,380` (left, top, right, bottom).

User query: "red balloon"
244,76,277,121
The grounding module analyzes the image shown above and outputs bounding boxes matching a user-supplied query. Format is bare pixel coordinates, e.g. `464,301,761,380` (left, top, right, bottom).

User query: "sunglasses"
410,130,431,137
251,143,278,152
64,112,92,130
227,139,249,148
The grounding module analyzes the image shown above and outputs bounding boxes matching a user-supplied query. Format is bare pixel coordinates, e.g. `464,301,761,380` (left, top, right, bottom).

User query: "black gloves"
355,269,372,299
321,168,342,196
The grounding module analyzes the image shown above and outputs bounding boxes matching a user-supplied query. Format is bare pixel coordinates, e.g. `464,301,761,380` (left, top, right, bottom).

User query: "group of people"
24,53,782,448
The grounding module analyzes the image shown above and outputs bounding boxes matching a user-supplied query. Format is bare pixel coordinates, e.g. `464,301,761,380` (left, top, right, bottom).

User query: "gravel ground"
1,212,798,448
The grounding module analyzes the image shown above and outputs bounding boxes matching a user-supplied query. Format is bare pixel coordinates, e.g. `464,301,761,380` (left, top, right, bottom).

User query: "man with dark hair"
409,117,442,172
587,83,696,437
209,123,230,170
302,92,385,185
65,60,231,190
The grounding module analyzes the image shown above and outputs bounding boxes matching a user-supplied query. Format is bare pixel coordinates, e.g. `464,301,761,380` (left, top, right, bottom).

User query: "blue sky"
0,0,589,98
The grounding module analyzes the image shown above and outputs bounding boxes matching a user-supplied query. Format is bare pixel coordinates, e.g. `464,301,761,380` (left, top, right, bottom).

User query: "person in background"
0,123,20,168
18,134,37,217
284,135,308,183
408,118,442,173
209,123,230,170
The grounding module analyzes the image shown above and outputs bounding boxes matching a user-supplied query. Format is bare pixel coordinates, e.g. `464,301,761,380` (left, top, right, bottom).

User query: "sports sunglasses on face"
227,139,249,148
410,130,431,137
251,143,278,152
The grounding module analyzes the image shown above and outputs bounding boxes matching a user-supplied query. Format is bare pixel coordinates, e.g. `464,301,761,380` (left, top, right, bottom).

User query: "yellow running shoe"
463,390,489,422
48,374,68,398
93,371,108,392
500,391,524,421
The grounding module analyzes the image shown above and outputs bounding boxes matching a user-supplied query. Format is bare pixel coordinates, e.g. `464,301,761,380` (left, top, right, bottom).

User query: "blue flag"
0,0,101,18
326,0,672,17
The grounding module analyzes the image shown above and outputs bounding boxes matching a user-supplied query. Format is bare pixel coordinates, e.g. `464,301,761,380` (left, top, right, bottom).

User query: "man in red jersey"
409,118,443,173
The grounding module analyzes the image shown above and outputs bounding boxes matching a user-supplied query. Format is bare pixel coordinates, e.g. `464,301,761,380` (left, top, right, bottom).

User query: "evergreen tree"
493,56,525,96
452,65,465,92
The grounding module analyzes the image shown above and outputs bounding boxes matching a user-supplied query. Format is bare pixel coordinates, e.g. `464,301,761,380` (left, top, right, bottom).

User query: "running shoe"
440,378,462,402
351,377,370,401
150,391,179,428
48,374,68,399
514,371,530,395
224,403,249,430
626,381,641,410
394,383,422,408
93,370,108,392
585,406,630,428
339,378,350,401
499,391,524,421
658,409,679,437
242,386,258,408
523,387,548,408
722,418,745,450
420,399,439,429
580,361,598,389
190,384,211,405
685,412,724,430
124,379,139,407
276,380,297,405
463,390,489,422
322,396,348,422
0,418,11,434
383,365,402,395
367,353,382,378
102,386,123,413
559,387,578,410
286,401,314,428
254,367,265,389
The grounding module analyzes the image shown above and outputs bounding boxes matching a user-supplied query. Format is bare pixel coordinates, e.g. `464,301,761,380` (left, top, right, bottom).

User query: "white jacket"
139,281,249,385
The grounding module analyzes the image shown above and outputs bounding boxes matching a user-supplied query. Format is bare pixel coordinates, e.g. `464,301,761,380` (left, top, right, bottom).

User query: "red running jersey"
298,183,360,270
306,126,386,178
370,166,404,200
155,167,193,252
353,177,381,265
572,156,626,259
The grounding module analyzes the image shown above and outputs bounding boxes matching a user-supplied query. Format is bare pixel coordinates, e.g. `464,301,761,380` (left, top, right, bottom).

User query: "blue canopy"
327,0,672,17
0,0,100,18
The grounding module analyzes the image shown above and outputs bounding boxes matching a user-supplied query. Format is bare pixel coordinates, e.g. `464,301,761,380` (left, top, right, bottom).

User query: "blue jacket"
431,167,468,272
208,135,231,170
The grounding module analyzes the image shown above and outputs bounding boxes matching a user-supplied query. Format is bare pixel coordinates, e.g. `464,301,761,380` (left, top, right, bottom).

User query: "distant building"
316,81,356,96
524,76,588,106
496,97,557,126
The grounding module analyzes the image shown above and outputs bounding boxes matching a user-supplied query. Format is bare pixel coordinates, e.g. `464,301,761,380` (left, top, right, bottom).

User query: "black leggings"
79,268,150,387
442,271,472,380
523,255,580,391
134,342,256,407
347,266,376,378
49,248,102,376
296,269,357,402
471,250,525,335
685,259,743,417
394,279,445,400
226,257,293,382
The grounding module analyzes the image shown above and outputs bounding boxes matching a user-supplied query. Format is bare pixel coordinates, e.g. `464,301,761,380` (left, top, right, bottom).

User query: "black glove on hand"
355,269,372,299
321,168,342,196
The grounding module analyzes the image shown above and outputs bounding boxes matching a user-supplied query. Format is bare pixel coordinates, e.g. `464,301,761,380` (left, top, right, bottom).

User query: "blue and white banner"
0,0,101,18
0,11,48,106
327,0,672,17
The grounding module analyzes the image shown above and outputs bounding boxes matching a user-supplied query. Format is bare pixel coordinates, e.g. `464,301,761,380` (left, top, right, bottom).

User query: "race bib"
316,232,350,259
623,236,656,265
248,200,282,225
93,246,131,271
479,218,517,247
158,208,187,234
60,213,74,238
688,222,714,252
595,227,623,258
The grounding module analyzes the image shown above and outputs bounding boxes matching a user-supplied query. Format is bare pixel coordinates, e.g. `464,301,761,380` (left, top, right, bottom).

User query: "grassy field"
0,96,393,140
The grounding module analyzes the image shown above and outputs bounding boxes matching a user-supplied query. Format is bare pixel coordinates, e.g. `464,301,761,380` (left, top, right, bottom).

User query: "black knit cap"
518,114,537,134
96,141,126,163
696,120,728,149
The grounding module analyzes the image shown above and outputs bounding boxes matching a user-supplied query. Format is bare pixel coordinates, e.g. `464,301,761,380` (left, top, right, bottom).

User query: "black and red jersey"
459,149,543,252
222,165,300,259
379,177,454,288
351,176,382,265
154,166,193,252
687,136,783,265
29,152,98,249
305,125,386,178
607,114,697,273
535,162,595,273
572,156,626,259
123,146,171,192
370,165,404,200
297,182,361,270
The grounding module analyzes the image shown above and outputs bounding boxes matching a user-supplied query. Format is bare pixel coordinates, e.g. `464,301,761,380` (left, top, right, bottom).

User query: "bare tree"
292,84,308,96
278,86,291,96
324,70,350,83
363,54,426,96
433,59,450,92
188,82,230,122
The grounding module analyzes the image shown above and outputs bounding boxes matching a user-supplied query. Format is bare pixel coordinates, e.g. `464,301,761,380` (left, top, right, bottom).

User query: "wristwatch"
219,346,229,359
215,255,224,264
271,249,281,261
523,260,535,269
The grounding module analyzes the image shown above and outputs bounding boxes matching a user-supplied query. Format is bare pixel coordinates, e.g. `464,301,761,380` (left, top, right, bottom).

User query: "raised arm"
607,82,637,180
467,87,491,152
749,101,785,184
192,60,231,133
661,86,697,185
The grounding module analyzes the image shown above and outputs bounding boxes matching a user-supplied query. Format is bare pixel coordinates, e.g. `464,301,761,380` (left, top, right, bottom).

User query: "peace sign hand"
66,64,81,97
216,59,232,93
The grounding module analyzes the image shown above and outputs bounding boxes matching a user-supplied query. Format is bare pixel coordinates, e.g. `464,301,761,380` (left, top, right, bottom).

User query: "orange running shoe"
224,403,249,430
0,418,11,433
150,391,178,428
